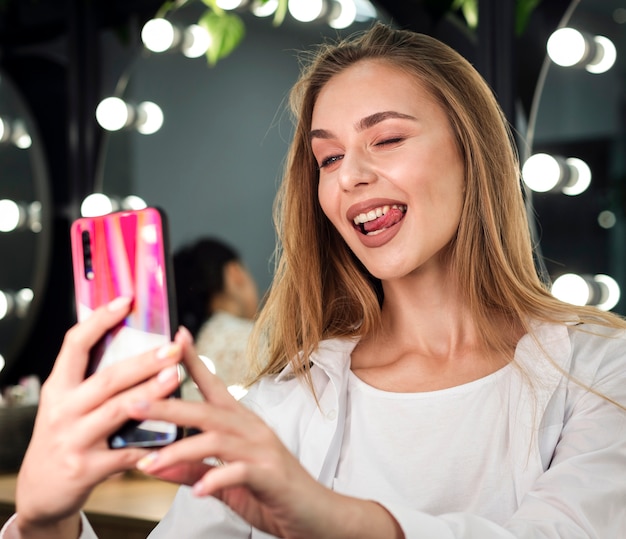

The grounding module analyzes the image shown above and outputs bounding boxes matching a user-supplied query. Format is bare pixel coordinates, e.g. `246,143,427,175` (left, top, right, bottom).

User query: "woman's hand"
13,297,183,538
131,327,404,539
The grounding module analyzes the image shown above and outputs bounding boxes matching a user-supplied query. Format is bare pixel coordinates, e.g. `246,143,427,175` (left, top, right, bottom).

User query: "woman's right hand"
11,297,183,539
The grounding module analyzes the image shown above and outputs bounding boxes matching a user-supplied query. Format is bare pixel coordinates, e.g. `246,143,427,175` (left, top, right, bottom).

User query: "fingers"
72,361,182,448
175,326,237,409
74,342,182,414
50,297,133,390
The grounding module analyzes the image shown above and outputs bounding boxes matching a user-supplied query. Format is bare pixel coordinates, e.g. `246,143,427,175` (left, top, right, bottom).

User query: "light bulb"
216,0,247,9
96,97,131,131
0,354,4,374
585,36,617,74
547,28,587,67
0,290,11,319
121,195,147,210
522,153,561,193
0,117,9,142
141,19,179,53
11,120,31,149
252,0,278,16
136,101,164,135
598,210,616,229
182,25,212,58
561,157,591,196
547,28,617,74
81,193,116,217
551,273,590,306
0,199,24,232
329,0,357,29
594,274,621,311
288,0,325,22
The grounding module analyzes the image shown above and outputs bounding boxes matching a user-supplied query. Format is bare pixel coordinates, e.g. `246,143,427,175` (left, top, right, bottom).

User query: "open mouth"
352,204,407,236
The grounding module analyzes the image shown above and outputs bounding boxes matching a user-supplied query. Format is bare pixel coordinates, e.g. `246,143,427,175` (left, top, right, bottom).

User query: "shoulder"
241,336,356,418
567,323,626,392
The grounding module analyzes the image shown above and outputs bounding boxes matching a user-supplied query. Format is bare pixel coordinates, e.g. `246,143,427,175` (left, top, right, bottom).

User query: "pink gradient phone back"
71,207,175,375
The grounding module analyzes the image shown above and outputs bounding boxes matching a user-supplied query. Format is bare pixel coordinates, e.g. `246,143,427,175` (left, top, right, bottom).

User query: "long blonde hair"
248,22,626,385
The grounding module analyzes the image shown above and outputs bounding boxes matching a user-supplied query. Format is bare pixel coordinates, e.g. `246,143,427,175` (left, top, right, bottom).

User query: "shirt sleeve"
0,512,98,539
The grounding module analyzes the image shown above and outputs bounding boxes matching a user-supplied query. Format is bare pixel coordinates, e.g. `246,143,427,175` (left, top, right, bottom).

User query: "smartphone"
70,206,182,449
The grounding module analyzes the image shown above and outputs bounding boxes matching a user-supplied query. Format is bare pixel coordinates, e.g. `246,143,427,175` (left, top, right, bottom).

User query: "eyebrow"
310,110,417,141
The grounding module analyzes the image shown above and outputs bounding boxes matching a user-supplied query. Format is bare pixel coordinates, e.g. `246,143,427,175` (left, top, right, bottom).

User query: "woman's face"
312,60,465,282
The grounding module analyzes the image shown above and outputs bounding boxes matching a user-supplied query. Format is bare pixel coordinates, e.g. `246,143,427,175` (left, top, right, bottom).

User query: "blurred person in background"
173,237,259,388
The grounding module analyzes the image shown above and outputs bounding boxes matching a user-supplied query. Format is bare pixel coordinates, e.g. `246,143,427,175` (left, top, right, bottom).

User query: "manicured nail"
158,365,179,384
107,296,132,311
192,480,205,496
156,343,181,361
176,326,193,345
136,452,159,471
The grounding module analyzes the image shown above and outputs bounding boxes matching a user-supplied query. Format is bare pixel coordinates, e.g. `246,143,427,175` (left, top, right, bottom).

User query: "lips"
351,203,407,235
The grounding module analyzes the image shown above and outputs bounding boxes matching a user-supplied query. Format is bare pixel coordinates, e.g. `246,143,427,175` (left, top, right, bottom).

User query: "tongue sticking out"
362,207,405,233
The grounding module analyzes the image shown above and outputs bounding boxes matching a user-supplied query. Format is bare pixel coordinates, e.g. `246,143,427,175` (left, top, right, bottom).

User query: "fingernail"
158,365,179,384
107,296,132,311
192,480,204,496
156,343,181,361
176,326,193,345
137,452,159,471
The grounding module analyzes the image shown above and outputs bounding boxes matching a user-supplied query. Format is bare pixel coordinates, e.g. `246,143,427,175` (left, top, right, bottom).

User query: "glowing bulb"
561,157,591,196
594,274,621,311
585,36,617,74
252,0,278,16
81,193,115,217
0,117,7,142
122,195,147,210
0,290,10,319
141,19,178,53
547,28,587,67
288,0,324,22
0,199,23,232
598,210,616,229
11,120,31,149
522,153,561,193
551,273,590,306
136,102,164,135
0,354,4,373
182,25,212,58
96,97,131,131
329,0,357,29
216,0,246,9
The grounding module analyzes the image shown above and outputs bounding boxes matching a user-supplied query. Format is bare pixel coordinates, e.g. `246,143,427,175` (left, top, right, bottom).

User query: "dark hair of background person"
173,238,240,337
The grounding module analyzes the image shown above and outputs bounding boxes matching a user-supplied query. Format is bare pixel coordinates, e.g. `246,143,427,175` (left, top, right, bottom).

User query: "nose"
336,149,376,191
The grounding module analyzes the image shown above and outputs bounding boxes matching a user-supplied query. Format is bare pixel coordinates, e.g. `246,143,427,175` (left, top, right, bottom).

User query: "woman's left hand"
130,327,403,539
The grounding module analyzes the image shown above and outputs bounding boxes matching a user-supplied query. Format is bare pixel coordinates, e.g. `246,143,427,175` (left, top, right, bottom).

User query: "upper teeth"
353,204,406,225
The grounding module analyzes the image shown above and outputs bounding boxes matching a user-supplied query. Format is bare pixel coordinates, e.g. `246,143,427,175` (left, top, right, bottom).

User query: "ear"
224,261,245,290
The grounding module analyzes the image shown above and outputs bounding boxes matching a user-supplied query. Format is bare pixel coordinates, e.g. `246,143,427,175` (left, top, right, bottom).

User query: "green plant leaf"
200,0,223,14
272,0,289,26
199,10,246,66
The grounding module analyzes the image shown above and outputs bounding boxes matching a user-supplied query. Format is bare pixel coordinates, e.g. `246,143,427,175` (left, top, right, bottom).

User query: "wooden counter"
0,473,178,539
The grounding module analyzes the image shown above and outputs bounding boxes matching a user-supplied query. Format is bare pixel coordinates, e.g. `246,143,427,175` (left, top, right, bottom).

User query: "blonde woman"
5,23,625,539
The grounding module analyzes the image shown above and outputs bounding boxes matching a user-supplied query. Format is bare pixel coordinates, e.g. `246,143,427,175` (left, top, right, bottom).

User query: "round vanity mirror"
0,70,51,381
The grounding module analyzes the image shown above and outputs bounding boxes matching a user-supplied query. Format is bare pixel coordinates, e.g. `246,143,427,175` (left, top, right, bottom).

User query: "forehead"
312,60,438,122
